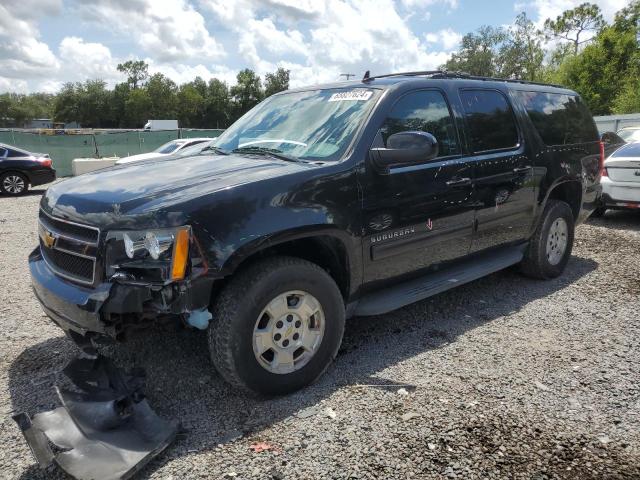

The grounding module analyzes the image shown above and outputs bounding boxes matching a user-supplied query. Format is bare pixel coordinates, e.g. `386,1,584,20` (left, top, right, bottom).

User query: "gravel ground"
1,187,639,480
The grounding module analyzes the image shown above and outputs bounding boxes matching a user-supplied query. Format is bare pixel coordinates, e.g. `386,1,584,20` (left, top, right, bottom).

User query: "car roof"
0,143,31,154
284,72,577,96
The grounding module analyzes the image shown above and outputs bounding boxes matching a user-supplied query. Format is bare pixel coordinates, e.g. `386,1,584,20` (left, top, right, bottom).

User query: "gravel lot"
1,187,639,480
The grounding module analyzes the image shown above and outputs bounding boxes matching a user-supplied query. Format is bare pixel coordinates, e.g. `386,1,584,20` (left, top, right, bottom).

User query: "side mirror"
370,131,438,172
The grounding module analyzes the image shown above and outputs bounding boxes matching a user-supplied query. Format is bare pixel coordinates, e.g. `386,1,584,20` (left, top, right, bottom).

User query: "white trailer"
143,119,178,131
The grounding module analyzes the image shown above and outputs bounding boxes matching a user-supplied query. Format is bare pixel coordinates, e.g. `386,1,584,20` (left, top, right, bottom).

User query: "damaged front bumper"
13,355,179,480
29,248,215,340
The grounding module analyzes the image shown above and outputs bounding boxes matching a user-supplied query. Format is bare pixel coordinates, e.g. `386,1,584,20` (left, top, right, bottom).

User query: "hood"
116,152,167,164
42,154,308,225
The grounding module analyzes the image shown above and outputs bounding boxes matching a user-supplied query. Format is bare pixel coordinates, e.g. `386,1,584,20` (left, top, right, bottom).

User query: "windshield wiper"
200,145,229,155
231,146,303,163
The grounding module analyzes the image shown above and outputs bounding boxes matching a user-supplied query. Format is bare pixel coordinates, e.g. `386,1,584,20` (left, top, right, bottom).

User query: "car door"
458,89,535,252
360,89,476,285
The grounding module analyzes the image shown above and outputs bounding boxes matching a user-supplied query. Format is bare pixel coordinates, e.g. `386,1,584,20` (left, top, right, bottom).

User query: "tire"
520,200,574,280
208,256,345,396
590,206,607,218
0,172,28,196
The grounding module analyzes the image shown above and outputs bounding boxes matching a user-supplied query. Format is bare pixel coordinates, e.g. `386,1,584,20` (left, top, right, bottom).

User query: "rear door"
360,89,476,285
458,89,535,252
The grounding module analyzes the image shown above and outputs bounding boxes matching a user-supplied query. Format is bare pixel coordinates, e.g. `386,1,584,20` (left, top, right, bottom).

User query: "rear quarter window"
611,143,640,158
515,91,598,145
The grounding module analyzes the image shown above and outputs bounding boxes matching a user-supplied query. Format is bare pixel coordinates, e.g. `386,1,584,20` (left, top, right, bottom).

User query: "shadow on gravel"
8,255,599,479
587,209,640,232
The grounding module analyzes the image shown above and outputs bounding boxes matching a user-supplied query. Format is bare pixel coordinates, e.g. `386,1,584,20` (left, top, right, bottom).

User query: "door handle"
446,177,471,187
513,166,531,174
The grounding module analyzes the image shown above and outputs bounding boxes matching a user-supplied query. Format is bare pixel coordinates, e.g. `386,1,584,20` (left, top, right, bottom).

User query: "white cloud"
79,0,225,62
148,61,238,86
59,37,122,84
400,0,458,9
0,4,60,80
424,28,462,50
524,0,629,26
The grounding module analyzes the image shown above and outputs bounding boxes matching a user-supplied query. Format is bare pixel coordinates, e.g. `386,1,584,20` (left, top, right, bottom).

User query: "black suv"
30,72,602,395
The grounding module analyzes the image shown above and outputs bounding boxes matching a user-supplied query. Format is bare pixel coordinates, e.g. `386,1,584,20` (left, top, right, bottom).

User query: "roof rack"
361,70,564,89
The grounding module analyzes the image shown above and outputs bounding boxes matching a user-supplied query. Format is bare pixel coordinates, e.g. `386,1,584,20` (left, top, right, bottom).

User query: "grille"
42,246,95,282
39,210,99,244
39,210,100,285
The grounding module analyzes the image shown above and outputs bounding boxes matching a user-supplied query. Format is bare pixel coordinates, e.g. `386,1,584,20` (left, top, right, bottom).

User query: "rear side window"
611,143,640,158
515,91,598,145
460,90,519,153
6,148,27,158
380,90,460,157
0,148,6,157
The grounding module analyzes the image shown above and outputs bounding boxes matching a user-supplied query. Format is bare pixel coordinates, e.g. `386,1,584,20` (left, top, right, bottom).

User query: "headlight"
106,226,191,282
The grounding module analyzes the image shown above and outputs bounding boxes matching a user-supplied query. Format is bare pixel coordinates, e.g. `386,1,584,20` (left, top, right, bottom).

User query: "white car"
115,138,212,165
594,142,640,216
617,127,640,143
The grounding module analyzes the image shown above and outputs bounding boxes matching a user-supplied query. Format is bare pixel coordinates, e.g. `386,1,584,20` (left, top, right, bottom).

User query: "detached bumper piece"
13,355,179,480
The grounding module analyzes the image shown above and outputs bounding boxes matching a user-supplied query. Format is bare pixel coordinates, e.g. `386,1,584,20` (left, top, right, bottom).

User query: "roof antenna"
339,73,355,80
362,70,371,82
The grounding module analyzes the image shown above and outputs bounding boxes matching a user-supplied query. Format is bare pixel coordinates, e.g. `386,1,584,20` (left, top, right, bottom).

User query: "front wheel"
521,200,575,279
208,256,345,396
1,172,28,196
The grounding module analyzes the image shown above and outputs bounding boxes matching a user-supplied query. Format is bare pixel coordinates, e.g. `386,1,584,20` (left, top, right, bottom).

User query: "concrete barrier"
72,157,119,176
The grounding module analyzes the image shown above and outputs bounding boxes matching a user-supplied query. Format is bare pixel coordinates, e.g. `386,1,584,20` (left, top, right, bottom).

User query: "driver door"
360,89,476,286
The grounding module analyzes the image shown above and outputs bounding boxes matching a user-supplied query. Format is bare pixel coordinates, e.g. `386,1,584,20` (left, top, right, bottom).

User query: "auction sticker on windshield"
328,90,373,102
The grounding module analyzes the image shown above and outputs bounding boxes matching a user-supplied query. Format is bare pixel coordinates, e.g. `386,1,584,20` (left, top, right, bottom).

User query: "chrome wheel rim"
252,290,325,374
3,175,25,194
546,218,568,265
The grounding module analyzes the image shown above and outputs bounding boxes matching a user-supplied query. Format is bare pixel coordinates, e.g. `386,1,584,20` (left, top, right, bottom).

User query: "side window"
6,149,24,158
460,89,519,153
380,90,460,157
514,91,599,145
0,148,6,157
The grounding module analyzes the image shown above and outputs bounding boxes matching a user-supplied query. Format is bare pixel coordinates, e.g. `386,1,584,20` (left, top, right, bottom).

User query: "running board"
354,245,526,316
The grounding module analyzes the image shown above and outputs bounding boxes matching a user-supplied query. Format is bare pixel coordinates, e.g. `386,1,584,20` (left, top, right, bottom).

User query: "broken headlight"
105,226,190,282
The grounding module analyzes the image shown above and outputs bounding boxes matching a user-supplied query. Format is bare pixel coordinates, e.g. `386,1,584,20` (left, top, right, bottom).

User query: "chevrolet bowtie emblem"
43,229,56,248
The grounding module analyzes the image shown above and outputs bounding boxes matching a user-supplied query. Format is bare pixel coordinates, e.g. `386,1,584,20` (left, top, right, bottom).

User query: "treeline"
1,1,638,128
0,64,289,129
442,1,640,115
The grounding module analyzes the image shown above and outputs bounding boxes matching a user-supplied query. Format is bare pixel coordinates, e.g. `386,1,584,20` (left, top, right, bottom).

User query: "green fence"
0,129,224,177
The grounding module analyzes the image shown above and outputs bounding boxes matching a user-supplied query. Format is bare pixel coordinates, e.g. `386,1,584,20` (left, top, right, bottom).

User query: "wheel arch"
211,228,359,305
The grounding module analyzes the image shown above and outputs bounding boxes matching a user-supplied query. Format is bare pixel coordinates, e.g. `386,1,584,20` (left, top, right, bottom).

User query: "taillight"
599,141,606,177
36,157,52,168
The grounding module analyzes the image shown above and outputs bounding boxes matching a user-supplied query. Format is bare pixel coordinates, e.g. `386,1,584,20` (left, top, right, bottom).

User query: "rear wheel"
521,200,574,279
0,172,28,195
208,256,345,396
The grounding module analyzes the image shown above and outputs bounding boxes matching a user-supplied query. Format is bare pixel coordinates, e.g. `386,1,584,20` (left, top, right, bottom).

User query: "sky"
0,0,630,94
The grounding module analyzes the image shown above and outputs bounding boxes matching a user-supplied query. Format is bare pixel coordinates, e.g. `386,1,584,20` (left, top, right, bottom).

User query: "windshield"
155,141,182,154
618,129,640,142
215,87,381,161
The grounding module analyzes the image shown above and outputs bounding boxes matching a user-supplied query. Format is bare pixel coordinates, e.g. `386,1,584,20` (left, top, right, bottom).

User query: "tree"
124,88,152,127
146,73,178,119
264,68,290,97
443,26,507,76
53,83,80,125
230,69,263,120
117,60,149,89
500,12,545,81
177,83,204,127
204,78,231,128
544,3,605,55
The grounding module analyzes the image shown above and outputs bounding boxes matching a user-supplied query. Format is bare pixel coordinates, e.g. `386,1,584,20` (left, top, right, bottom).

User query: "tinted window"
6,148,27,157
515,91,599,145
380,90,460,157
460,89,519,152
0,148,6,157
611,143,640,158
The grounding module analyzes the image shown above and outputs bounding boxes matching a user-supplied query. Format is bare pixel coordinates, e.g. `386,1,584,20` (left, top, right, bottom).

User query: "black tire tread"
208,255,343,394
521,199,573,279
